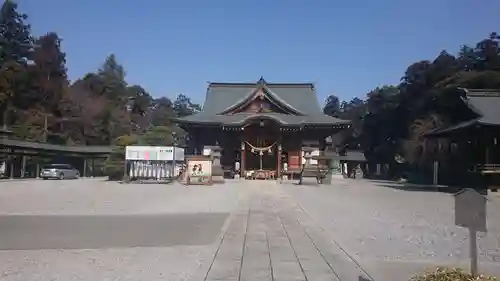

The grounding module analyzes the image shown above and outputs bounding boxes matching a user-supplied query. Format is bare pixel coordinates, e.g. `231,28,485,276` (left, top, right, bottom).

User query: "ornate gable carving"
230,89,288,114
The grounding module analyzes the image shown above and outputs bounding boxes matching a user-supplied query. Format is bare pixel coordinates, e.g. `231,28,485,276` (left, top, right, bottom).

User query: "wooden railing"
472,164,500,174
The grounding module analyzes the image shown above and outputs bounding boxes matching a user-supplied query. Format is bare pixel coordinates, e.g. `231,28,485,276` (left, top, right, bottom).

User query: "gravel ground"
0,178,243,215
0,246,211,281
0,178,247,281
282,179,500,264
1,178,499,280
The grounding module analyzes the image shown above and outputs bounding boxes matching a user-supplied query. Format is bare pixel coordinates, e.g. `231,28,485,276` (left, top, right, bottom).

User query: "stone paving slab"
202,183,369,281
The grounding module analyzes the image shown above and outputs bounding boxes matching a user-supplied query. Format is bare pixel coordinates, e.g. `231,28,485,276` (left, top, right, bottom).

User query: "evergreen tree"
0,0,33,127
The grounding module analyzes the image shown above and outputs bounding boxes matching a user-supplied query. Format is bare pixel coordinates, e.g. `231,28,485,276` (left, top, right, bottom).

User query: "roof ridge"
208,82,314,89
459,88,500,97
467,92,500,97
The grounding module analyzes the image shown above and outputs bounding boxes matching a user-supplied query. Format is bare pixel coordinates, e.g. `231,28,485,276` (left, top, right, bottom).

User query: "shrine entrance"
242,119,280,179
244,138,278,171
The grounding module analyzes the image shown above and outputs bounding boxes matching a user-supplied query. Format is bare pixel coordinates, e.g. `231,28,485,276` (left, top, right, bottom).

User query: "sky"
19,0,500,105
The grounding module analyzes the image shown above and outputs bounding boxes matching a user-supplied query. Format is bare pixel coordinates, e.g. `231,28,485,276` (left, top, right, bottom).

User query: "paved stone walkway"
201,184,372,281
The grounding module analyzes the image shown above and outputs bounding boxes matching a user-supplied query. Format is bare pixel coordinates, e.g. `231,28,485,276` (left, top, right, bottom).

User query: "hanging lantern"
259,151,263,155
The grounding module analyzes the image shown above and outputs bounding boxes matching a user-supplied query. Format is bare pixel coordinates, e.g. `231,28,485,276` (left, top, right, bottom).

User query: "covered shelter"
324,149,367,178
0,136,112,178
425,88,500,189
176,77,351,179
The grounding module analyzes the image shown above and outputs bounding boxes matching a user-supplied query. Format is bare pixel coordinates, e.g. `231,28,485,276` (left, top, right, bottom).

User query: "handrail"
474,164,500,170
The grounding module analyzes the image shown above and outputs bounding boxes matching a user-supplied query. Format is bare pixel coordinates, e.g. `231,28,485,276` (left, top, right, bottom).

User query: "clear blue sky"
20,0,500,105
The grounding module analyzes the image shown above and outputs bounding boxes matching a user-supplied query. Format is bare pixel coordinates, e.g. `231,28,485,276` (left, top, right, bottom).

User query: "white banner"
125,146,184,161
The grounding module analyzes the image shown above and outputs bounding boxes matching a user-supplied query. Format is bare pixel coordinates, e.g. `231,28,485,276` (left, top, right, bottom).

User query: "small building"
0,127,112,178
176,77,350,178
425,88,500,189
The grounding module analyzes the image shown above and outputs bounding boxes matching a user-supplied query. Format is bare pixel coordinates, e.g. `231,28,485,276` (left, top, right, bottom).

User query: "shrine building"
176,77,350,178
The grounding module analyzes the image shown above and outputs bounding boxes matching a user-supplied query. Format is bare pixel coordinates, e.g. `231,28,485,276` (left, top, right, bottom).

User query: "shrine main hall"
176,77,350,178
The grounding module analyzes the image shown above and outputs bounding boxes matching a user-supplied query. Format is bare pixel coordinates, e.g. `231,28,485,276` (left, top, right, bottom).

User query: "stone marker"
454,188,487,277
209,145,224,183
354,165,363,179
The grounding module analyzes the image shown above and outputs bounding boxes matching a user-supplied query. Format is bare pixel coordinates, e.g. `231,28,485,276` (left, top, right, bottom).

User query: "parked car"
40,164,80,180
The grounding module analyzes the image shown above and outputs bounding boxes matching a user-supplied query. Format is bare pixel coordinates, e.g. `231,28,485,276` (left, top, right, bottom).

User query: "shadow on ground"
0,213,228,250
371,181,489,195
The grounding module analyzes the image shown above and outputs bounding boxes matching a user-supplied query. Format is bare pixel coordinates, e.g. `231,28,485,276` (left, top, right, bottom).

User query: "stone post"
240,141,245,178
20,155,26,178
277,143,282,179
210,145,224,183
83,158,87,177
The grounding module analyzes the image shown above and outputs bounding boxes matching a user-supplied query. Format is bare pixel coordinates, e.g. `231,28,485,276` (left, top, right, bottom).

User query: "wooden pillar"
485,146,490,165
433,160,439,185
9,158,14,179
123,160,129,182
83,158,87,177
240,140,245,178
20,155,26,178
277,142,282,178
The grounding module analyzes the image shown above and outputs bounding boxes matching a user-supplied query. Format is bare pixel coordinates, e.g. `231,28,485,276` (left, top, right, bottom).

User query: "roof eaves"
424,118,480,137
460,88,500,97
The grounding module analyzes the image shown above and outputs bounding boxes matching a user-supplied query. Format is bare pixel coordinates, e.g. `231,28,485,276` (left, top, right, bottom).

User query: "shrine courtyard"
0,179,499,281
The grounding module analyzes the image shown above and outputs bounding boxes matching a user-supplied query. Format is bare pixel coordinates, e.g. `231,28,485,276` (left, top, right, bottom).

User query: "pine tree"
0,0,33,128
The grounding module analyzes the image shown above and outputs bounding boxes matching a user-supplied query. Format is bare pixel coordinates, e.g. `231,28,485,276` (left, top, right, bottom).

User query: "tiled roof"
177,78,350,126
0,138,112,154
425,88,500,137
177,112,350,126
462,89,500,125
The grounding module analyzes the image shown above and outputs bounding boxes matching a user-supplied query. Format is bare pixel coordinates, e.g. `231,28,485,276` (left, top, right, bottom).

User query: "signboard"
455,188,487,232
0,147,13,153
202,148,211,156
186,156,212,185
125,146,184,161
454,188,488,277
126,146,157,161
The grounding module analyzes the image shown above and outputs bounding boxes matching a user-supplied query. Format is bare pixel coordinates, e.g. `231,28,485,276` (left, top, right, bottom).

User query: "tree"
140,126,174,146
173,94,201,117
474,32,500,71
97,54,127,101
150,97,175,126
0,0,33,127
323,94,341,117
104,134,138,180
0,0,33,66
30,32,68,115
0,60,27,127
126,85,151,116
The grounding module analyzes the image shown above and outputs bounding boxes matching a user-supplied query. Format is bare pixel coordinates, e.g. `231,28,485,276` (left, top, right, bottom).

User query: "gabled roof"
202,77,323,115
425,88,500,137
462,89,500,125
218,81,304,115
177,77,350,127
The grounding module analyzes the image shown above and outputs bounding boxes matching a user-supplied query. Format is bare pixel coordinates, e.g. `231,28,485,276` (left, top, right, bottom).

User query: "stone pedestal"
322,146,343,184
354,165,363,179
209,146,224,183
